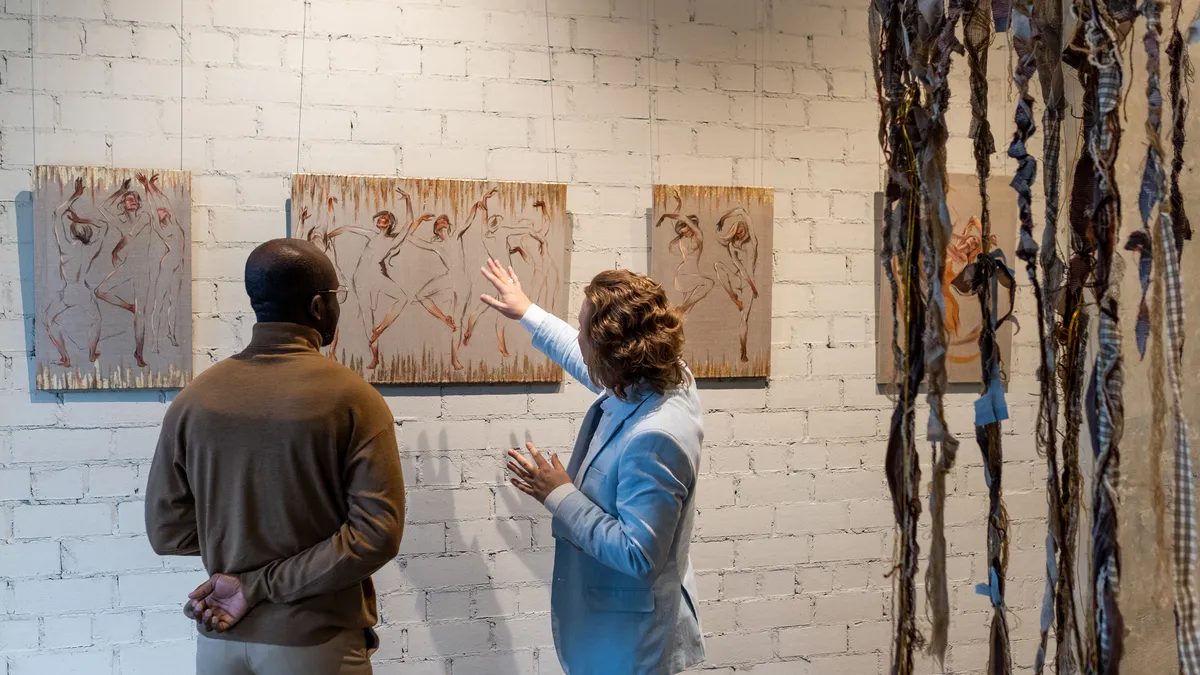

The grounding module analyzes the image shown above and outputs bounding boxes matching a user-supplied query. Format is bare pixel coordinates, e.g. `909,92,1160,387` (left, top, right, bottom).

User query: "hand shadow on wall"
396,427,555,674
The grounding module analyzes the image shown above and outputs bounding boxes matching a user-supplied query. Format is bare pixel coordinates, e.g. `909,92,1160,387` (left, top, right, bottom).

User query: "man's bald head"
245,239,340,342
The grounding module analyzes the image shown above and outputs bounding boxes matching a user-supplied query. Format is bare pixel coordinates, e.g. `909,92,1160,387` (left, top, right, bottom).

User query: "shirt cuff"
543,483,577,516
519,304,548,333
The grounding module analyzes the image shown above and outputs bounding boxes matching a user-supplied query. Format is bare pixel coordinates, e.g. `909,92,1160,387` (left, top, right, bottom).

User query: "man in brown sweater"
145,239,405,675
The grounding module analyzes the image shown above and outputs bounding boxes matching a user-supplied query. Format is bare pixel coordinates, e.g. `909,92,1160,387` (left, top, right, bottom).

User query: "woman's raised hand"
480,258,532,320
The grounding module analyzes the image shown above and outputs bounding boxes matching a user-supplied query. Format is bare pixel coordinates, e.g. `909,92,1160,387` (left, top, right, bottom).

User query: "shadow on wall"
373,425,560,675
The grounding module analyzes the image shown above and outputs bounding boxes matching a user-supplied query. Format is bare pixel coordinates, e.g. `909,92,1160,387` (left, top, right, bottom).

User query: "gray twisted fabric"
1165,0,1200,668
1030,0,1081,668
911,0,966,664
1080,0,1127,669
873,0,927,671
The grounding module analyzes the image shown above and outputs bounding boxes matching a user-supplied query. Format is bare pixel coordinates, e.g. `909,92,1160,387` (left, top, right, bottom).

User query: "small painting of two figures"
651,184,774,379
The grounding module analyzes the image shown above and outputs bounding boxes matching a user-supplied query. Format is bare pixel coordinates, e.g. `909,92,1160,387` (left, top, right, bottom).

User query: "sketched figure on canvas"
329,189,430,371
44,177,109,367
713,207,759,363
408,188,497,371
655,190,715,314
87,178,156,367
484,199,560,357
300,195,353,358
137,173,186,356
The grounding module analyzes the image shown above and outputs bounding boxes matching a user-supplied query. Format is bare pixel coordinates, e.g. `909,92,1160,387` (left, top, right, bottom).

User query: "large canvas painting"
651,184,773,378
34,166,192,390
875,174,1016,384
292,174,569,384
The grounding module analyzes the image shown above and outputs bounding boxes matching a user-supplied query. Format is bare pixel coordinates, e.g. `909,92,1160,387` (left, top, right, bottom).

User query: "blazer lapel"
576,393,655,483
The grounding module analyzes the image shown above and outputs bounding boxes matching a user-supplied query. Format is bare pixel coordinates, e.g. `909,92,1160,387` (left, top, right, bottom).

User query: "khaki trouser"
196,629,374,675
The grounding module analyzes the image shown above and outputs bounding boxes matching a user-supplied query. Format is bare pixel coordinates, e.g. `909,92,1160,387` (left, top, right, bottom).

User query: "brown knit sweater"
145,322,405,646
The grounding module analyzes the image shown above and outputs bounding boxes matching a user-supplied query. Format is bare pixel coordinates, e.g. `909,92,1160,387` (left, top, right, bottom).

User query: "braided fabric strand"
1164,0,1200,667
1079,0,1127,668
873,0,927,670
912,0,965,663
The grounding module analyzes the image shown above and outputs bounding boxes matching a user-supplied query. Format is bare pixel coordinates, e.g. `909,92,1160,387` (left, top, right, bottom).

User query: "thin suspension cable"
179,0,184,170
543,0,560,183
295,1,309,175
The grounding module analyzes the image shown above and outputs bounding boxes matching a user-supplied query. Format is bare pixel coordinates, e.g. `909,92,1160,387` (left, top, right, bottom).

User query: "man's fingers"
527,443,550,469
508,448,536,472
506,461,530,479
511,478,536,496
551,453,565,471
188,580,213,600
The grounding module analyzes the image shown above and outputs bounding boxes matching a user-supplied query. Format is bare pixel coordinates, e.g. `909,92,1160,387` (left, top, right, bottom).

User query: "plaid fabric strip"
1083,0,1126,670
1162,208,1200,670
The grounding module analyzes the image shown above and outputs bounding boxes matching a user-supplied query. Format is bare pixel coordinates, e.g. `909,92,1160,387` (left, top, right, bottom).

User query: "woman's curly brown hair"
582,269,687,400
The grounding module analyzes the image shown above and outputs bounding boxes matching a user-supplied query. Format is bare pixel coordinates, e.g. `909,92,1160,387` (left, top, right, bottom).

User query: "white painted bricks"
0,0,1042,673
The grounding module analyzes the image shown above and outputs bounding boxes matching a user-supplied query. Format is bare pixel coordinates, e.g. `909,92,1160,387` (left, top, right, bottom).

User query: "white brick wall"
0,0,1044,673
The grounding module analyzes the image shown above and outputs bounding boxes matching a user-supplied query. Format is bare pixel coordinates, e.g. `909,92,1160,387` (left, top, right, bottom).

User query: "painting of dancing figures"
292,174,569,384
34,166,192,390
651,184,773,378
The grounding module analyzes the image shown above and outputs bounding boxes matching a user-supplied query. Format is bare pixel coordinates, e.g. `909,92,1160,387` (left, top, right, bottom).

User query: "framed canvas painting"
650,184,774,379
875,174,1017,384
34,166,192,391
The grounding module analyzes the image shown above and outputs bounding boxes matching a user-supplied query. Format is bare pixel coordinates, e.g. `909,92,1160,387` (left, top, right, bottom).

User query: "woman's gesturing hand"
480,258,532,320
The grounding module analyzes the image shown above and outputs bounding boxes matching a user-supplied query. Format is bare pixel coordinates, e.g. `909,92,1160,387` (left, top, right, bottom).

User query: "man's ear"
310,294,323,321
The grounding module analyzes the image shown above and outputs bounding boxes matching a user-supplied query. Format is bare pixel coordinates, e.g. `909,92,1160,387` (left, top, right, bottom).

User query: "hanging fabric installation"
871,0,927,669
1030,0,1081,667
1165,0,1200,667
1079,0,1131,666
915,0,965,663
1128,0,1174,623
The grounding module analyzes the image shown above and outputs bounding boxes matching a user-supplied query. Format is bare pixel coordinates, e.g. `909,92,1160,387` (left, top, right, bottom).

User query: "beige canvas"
291,174,568,384
34,166,192,391
650,184,774,379
875,174,1016,384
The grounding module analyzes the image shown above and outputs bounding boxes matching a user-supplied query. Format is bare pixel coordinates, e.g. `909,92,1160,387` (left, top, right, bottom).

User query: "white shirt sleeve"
519,304,549,333
543,483,578,516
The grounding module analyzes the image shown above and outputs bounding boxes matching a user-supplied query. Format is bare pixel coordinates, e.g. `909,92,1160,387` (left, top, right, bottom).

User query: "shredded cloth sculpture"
1164,0,1200,668
1126,0,1174,628
870,0,931,670
1029,0,1084,668
910,0,968,665
1077,0,1130,667
955,0,1015,671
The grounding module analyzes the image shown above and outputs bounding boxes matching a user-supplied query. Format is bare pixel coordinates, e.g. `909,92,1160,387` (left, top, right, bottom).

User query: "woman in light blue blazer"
480,259,706,675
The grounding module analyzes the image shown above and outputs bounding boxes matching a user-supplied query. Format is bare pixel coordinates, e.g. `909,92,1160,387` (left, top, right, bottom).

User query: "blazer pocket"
580,466,608,494
586,587,656,613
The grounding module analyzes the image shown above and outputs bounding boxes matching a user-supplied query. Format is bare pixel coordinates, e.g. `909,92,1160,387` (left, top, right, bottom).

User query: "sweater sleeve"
238,418,405,607
145,404,201,557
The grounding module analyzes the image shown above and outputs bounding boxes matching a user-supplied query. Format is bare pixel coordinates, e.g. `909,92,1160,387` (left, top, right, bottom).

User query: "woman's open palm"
480,258,532,320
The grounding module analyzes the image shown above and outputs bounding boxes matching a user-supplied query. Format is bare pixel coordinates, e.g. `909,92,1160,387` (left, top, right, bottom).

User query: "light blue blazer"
528,309,706,675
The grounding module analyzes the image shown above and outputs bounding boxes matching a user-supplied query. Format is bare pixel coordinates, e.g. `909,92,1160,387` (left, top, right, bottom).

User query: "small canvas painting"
34,166,193,390
291,174,569,384
651,184,774,378
875,174,1017,384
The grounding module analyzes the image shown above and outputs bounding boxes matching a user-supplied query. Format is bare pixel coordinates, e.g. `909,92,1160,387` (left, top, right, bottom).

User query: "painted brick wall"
0,0,1044,673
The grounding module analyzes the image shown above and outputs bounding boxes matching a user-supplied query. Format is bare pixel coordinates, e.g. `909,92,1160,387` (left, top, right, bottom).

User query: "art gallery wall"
0,0,1175,672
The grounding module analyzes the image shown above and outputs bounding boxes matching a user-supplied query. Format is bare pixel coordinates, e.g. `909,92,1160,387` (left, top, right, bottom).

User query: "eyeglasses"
319,288,349,304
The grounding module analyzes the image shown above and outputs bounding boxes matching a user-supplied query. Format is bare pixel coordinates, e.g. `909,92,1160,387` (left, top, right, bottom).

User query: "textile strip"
873,0,926,671
914,0,965,664
1081,0,1127,669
